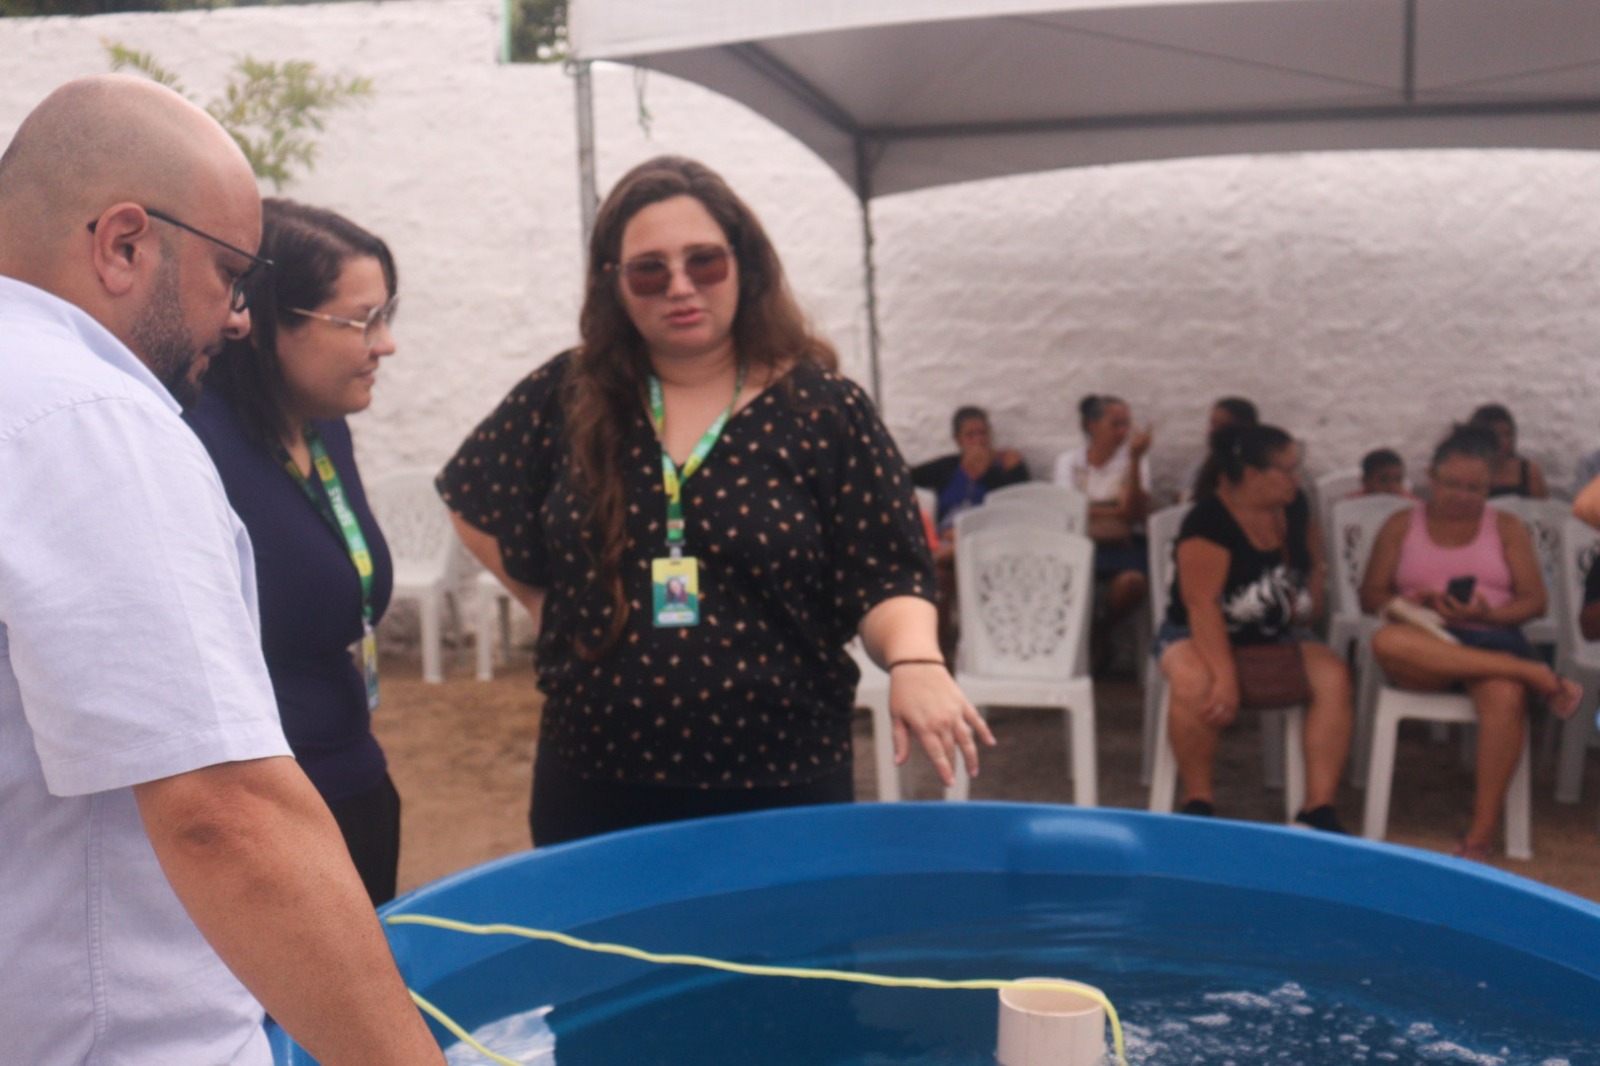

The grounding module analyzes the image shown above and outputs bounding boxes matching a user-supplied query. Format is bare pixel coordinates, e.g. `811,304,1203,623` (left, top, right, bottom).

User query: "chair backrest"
1144,502,1193,629
1314,469,1364,507
1327,494,1412,620
1557,514,1600,664
955,526,1094,681
953,499,1059,539
983,482,1090,535
1491,497,1570,629
1311,468,1364,571
364,467,459,578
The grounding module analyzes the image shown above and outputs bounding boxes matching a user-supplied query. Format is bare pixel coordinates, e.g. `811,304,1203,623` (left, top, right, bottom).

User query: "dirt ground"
373,646,1600,905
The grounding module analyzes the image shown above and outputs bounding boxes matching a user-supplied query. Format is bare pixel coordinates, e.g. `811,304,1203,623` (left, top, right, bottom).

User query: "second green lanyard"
280,427,380,709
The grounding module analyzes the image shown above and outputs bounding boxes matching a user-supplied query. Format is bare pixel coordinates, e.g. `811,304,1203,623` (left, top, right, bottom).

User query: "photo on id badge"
653,556,700,626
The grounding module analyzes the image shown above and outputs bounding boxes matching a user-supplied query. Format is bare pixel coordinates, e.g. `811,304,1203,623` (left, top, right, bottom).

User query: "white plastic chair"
1140,502,1191,784
1313,468,1363,562
1328,494,1411,786
1490,497,1570,651
848,641,902,802
1147,688,1306,823
1314,469,1364,504
949,526,1097,806
365,467,461,684
1360,684,1533,860
983,482,1090,535
475,568,516,681
952,500,1059,540
1554,515,1600,804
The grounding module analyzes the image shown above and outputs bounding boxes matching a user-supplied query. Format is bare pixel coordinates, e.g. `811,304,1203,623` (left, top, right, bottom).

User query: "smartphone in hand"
1445,575,1477,604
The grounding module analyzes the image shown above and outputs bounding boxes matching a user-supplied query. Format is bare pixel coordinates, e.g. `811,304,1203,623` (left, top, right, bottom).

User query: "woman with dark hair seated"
1183,395,1259,501
1360,425,1580,861
1055,394,1152,671
911,405,1031,531
185,199,401,904
1467,403,1548,499
1156,424,1352,831
438,156,992,846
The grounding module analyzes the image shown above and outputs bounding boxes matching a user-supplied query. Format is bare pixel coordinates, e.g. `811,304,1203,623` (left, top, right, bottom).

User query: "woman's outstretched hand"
887,663,996,786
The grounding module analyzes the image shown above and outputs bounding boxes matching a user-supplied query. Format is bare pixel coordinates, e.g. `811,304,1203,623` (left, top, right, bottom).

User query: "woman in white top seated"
1054,394,1153,671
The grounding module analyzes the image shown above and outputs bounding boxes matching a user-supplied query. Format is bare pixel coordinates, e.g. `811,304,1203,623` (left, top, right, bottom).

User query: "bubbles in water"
1115,983,1565,1066
1415,1043,1505,1065
445,1005,555,1065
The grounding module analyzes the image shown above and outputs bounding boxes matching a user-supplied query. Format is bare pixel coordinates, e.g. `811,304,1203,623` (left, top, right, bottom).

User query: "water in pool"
409,872,1600,1066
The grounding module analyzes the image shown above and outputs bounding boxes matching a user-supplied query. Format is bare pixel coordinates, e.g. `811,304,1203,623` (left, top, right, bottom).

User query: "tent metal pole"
859,197,883,408
573,60,599,247
854,141,883,410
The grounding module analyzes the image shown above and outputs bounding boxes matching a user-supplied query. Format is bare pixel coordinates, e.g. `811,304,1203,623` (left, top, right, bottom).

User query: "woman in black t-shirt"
1155,424,1352,831
439,156,994,845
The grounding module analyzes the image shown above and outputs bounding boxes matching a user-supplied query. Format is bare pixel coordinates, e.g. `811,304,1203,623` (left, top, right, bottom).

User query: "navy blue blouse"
185,390,393,802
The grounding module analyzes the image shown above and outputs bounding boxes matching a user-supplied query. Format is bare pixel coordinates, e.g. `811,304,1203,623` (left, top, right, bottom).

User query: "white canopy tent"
568,0,1600,400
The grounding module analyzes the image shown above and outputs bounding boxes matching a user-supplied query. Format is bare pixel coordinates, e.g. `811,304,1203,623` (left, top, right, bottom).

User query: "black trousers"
326,773,402,906
530,745,854,847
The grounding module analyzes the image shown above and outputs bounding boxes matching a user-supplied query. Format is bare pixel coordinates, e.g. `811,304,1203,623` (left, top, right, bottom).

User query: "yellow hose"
385,912,1127,1064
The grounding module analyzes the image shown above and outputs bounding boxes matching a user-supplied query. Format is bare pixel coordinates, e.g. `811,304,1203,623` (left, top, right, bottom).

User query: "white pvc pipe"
996,979,1107,1066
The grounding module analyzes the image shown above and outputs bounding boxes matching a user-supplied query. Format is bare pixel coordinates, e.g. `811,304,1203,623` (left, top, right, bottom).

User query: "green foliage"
509,0,565,62
106,41,372,190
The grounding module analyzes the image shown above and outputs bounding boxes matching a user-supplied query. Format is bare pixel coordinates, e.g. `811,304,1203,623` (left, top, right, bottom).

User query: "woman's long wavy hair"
566,155,837,659
204,198,396,449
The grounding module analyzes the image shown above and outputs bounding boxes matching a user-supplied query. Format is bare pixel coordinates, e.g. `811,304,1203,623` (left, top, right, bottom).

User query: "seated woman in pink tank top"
1360,425,1581,862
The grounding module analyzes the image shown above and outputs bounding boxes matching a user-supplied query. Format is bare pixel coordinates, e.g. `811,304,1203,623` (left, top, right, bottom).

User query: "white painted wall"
6,0,1600,506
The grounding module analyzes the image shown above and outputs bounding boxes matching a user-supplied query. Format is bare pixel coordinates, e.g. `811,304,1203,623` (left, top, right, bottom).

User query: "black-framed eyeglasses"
283,295,400,347
87,207,273,314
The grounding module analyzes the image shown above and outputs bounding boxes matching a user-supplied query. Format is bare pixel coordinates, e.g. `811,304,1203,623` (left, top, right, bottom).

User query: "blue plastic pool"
271,804,1600,1065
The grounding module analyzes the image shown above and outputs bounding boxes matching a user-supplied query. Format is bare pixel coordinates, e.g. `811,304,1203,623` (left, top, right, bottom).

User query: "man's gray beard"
129,251,203,410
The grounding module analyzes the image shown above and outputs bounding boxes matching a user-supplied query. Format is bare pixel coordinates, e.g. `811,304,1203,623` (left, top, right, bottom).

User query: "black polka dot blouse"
437,351,935,789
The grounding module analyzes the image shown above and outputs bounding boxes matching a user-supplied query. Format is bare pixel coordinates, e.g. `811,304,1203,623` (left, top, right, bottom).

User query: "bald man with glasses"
0,76,444,1066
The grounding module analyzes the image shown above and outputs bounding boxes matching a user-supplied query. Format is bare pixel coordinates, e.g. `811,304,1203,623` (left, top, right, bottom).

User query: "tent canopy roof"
571,0,1600,198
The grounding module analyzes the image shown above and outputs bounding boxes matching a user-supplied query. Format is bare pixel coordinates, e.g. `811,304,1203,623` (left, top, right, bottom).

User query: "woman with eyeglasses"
1466,403,1549,499
1156,423,1353,832
185,198,402,903
439,155,992,846
1360,425,1580,861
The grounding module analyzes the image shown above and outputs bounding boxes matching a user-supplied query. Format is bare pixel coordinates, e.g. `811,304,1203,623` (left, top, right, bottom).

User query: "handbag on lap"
1232,642,1311,709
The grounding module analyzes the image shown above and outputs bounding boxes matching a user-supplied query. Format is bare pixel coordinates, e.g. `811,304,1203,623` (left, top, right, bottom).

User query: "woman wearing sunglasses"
440,155,992,845
186,198,402,903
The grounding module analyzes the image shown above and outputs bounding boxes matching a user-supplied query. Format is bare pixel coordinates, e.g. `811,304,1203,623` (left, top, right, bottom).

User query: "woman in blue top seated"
186,198,400,904
911,405,1031,531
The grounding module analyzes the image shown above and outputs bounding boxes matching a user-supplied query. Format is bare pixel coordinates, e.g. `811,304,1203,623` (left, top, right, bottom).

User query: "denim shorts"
1446,625,1537,660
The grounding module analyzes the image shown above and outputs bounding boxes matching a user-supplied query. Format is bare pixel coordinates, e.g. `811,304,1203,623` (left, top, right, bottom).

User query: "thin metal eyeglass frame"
611,245,733,297
283,295,400,346
86,207,274,314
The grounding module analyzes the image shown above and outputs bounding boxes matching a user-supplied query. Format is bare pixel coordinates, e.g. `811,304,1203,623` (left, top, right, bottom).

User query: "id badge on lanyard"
360,620,380,712
648,367,743,628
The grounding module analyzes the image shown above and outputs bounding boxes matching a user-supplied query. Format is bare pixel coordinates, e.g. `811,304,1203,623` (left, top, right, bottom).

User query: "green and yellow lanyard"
646,366,744,626
278,427,380,710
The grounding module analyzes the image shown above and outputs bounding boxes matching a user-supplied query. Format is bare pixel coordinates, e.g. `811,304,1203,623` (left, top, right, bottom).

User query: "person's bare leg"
1299,642,1353,809
1463,677,1526,853
1371,624,1559,696
1104,570,1148,628
1161,641,1222,806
